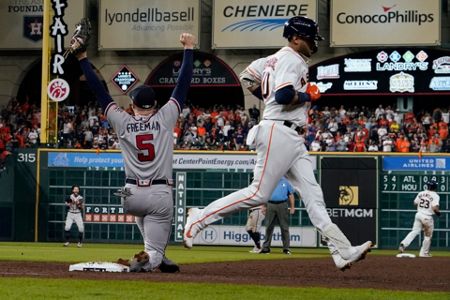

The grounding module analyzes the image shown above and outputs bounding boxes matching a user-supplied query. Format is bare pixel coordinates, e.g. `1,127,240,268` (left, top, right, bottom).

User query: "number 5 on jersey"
136,134,155,162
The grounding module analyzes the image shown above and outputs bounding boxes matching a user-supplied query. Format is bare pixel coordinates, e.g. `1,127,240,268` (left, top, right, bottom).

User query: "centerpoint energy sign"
213,0,317,49
99,0,200,50
331,0,440,46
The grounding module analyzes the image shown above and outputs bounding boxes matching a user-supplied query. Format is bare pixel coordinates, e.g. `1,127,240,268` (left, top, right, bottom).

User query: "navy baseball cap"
129,85,156,109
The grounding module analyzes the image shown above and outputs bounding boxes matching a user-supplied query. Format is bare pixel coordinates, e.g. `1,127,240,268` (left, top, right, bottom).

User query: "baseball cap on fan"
129,85,156,109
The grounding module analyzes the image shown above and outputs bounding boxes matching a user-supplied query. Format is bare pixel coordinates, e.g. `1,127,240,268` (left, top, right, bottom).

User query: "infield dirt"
0,256,449,291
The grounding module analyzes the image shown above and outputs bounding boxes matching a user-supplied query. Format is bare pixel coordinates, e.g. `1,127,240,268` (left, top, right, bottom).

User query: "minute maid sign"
213,0,318,49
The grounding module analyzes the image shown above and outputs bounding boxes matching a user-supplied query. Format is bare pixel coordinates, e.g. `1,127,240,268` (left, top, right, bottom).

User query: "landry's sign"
146,51,241,87
310,48,450,96
331,0,440,46
212,0,317,49
99,0,200,49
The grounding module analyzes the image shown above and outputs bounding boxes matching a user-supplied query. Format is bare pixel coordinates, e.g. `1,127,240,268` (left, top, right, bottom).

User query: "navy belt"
283,121,305,135
268,200,287,204
126,178,172,187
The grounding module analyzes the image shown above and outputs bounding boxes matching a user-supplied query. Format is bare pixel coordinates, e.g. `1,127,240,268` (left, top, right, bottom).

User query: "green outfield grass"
0,242,449,300
0,278,448,300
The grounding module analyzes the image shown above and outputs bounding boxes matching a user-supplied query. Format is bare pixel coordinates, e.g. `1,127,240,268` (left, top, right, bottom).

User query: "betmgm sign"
320,157,378,246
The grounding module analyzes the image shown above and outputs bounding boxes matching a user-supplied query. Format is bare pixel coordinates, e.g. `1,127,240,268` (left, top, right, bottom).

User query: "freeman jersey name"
126,121,160,133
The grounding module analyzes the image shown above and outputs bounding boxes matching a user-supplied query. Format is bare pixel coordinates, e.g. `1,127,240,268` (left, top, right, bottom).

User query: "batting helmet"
282,16,324,41
129,85,156,109
427,179,438,191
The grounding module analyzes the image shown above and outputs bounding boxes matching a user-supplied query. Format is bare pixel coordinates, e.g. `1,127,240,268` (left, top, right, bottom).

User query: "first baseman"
64,185,84,247
184,16,372,270
399,179,441,257
70,20,194,271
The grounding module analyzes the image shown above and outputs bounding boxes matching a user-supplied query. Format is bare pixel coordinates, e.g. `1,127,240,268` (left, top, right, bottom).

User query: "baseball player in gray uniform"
74,32,195,272
184,16,372,270
64,185,84,247
246,205,266,253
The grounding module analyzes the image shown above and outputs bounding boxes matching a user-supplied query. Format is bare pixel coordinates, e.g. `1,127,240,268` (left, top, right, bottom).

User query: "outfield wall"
4,149,450,250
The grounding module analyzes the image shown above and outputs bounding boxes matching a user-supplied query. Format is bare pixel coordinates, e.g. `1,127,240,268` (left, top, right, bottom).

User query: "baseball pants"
65,212,84,233
192,120,338,242
262,201,290,251
401,212,434,256
122,184,173,270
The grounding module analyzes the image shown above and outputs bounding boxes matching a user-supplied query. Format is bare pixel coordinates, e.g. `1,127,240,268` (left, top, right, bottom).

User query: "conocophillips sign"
331,0,440,47
213,0,318,49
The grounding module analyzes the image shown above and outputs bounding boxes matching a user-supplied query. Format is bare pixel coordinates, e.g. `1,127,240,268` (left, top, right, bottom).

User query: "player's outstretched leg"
183,208,202,248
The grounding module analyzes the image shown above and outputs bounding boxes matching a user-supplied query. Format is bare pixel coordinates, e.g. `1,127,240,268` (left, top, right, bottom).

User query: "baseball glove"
64,18,91,58
117,251,150,272
239,68,261,91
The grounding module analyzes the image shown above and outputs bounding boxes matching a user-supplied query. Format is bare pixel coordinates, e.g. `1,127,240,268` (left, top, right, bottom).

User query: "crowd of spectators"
1,98,450,163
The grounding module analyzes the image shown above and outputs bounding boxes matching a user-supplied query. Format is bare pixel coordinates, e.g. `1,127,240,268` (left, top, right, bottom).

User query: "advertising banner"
0,0,84,49
212,0,317,49
192,225,317,247
309,48,450,96
383,156,450,171
146,51,241,88
48,151,317,171
331,0,440,47
99,0,200,50
320,157,378,246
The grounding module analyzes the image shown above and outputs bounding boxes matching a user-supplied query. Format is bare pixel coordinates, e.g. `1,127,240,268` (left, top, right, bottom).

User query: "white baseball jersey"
414,190,440,216
67,194,83,213
261,47,310,127
104,100,180,180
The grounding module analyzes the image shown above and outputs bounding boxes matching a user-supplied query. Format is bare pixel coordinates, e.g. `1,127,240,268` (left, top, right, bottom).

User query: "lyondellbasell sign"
111,66,139,94
309,48,450,96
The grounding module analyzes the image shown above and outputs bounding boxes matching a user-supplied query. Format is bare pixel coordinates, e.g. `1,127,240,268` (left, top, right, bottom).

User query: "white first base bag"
69,262,130,272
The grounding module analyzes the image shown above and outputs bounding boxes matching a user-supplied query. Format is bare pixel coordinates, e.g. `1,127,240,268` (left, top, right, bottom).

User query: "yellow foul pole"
40,0,51,144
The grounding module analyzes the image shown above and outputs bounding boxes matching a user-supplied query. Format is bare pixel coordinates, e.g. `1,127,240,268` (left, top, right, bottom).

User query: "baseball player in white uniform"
246,205,266,253
64,185,84,247
74,31,195,271
184,16,372,270
399,179,441,257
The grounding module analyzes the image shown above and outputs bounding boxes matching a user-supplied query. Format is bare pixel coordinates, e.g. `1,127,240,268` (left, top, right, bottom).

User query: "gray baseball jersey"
67,194,83,213
104,100,180,180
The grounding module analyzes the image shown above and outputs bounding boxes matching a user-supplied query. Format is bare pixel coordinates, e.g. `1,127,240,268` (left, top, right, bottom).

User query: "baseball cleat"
63,242,70,247
183,208,201,249
346,241,373,265
419,253,432,258
398,243,405,253
333,254,352,271
249,246,261,253
77,242,83,248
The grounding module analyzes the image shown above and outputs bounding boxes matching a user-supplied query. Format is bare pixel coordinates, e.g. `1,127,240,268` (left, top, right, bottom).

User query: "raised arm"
77,54,114,111
171,33,195,107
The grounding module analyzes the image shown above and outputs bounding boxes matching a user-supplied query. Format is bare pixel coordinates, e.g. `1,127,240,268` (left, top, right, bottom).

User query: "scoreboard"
379,171,449,249
381,173,449,193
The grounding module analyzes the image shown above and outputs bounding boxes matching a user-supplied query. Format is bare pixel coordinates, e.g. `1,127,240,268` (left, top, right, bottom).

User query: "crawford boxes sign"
331,0,440,47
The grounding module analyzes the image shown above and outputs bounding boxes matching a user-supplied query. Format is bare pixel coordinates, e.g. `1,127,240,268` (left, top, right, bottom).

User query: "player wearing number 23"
75,30,195,271
399,180,441,257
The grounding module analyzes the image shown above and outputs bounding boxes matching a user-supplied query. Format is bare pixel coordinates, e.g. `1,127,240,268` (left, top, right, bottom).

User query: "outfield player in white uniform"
75,33,195,272
64,185,84,247
399,180,441,257
184,16,372,270
246,205,266,253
